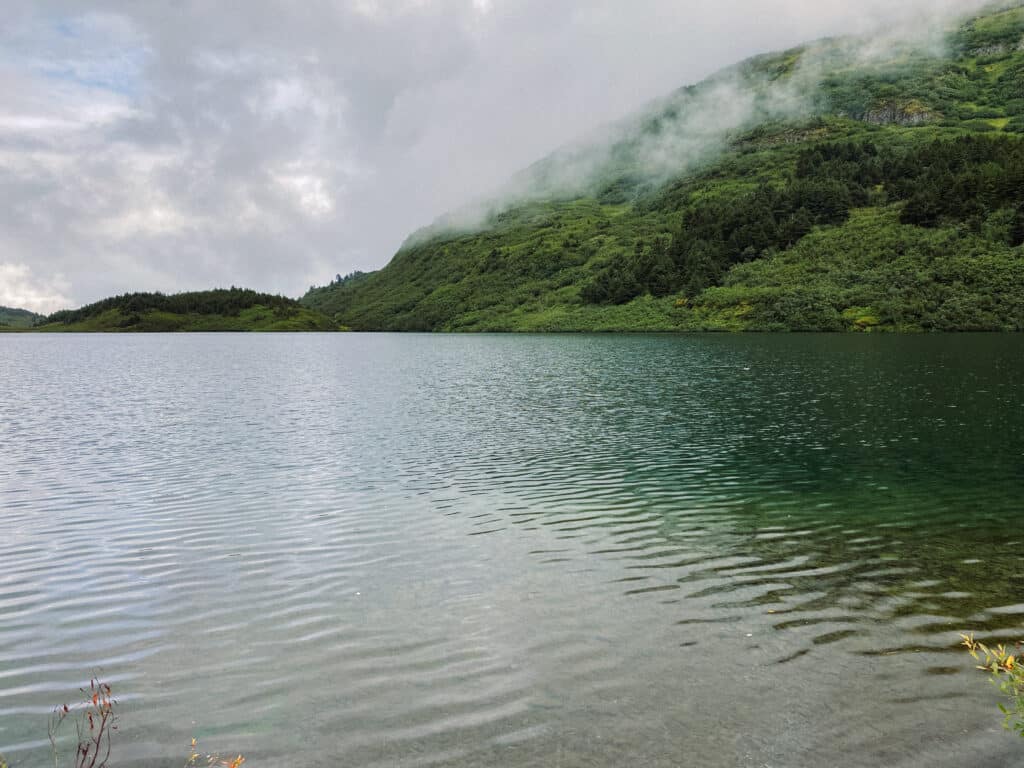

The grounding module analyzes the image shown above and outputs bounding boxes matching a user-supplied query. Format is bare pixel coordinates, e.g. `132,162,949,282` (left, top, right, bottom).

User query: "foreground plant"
39,679,244,768
962,633,1024,736
48,678,118,768
185,738,245,768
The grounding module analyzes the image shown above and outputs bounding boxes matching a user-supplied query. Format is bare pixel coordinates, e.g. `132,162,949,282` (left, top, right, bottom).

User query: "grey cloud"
0,0,997,312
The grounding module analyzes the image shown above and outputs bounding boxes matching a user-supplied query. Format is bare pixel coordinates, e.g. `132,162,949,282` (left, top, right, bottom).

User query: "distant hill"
303,1,1024,332
0,306,45,328
36,289,337,332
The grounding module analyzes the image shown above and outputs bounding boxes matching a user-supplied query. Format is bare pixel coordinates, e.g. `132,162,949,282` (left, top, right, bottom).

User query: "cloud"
0,0,996,313
0,263,72,314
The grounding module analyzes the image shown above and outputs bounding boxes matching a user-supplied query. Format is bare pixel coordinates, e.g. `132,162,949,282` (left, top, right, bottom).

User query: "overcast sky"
0,0,983,312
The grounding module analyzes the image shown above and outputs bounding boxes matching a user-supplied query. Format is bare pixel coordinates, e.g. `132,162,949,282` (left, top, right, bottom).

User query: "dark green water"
1,333,1023,767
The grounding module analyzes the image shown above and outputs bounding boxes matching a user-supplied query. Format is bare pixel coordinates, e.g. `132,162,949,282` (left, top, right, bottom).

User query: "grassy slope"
32,306,337,332
28,290,338,332
0,306,45,329
303,2,1024,332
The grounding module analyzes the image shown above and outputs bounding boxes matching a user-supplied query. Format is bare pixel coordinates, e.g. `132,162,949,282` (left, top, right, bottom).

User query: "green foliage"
302,3,1024,333
38,289,337,333
708,207,1024,331
581,236,674,303
890,136,1024,230
953,6,1024,54
0,305,45,329
963,633,1024,736
47,288,296,324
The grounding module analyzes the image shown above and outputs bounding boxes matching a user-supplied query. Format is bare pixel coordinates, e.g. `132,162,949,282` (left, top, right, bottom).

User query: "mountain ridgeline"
0,306,45,328
36,289,336,332
303,2,1024,332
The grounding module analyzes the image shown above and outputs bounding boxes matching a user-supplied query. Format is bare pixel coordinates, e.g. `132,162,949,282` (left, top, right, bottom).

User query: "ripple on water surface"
1,333,1023,767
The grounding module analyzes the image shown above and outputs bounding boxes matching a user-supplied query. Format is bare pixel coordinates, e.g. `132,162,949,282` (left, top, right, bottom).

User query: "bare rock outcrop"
861,100,937,126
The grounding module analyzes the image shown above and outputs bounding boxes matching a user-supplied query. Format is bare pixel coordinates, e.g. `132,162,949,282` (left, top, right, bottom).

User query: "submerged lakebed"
1,333,1023,767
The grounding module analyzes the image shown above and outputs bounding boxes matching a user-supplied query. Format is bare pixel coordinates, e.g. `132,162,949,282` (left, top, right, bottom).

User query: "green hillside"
303,2,1024,332
34,289,337,332
0,306,45,328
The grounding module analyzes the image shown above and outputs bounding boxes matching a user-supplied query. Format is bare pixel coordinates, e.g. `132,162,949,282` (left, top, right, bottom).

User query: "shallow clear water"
2,333,1023,767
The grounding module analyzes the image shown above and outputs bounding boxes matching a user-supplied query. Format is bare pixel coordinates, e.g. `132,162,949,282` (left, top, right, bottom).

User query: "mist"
0,0,1003,312
415,0,998,241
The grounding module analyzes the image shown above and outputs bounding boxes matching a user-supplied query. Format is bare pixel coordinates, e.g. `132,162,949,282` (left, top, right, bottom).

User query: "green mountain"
35,289,337,332
0,306,45,328
303,2,1024,332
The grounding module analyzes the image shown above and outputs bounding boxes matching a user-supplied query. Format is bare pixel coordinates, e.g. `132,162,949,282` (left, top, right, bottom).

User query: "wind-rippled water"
2,333,1023,767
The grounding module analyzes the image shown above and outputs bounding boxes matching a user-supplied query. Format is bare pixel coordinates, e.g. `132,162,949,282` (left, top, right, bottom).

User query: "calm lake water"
2,333,1024,767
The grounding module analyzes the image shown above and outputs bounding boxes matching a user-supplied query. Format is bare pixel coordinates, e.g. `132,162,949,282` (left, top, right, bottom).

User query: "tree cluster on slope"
47,288,301,325
581,135,1024,305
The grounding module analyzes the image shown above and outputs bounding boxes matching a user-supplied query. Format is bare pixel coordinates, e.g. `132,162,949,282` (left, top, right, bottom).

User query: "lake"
2,333,1023,767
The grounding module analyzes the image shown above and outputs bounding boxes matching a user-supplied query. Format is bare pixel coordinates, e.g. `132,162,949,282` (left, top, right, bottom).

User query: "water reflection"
1,333,1022,767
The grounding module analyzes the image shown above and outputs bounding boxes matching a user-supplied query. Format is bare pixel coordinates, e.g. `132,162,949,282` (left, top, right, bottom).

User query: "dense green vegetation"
963,634,1024,737
303,1,1024,332
0,306,44,328
36,289,336,332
